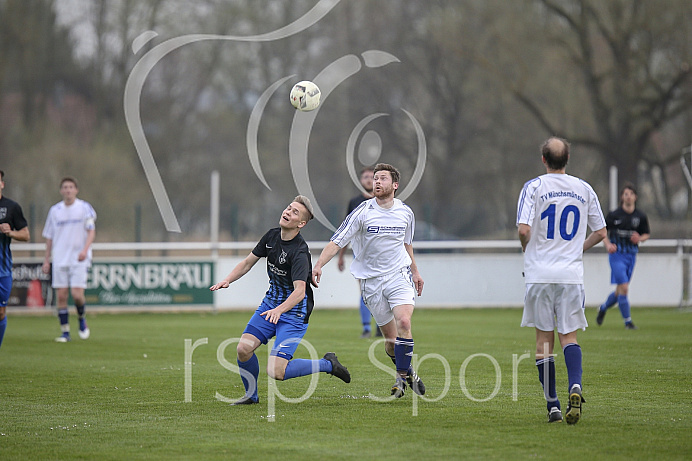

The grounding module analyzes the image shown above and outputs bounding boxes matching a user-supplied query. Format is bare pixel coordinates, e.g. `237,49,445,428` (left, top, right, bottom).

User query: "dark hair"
619,182,637,204
541,137,570,171
60,176,78,188
0,170,4,181
373,163,400,184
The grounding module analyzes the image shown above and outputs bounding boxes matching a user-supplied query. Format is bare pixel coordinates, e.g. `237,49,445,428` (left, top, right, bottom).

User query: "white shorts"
52,265,89,289
521,283,587,334
359,267,416,327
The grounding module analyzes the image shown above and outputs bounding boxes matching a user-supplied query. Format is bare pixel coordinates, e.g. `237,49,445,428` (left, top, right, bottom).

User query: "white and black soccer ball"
289,81,321,111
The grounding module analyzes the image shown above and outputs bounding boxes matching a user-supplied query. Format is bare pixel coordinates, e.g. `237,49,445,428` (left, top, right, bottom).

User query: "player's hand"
606,242,617,254
209,281,230,291
78,250,87,262
630,232,640,244
413,273,424,296
260,308,281,324
0,223,10,235
337,257,345,272
311,266,322,287
42,261,50,274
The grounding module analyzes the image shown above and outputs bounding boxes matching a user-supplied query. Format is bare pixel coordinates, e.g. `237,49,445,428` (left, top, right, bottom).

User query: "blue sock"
237,355,259,401
283,358,331,380
536,357,559,411
359,297,371,331
601,292,618,311
388,350,414,375
394,337,414,374
58,309,70,334
618,295,632,323
0,316,6,350
563,343,582,392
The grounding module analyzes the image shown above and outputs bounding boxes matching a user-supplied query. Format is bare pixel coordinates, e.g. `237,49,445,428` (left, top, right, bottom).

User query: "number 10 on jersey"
541,204,580,241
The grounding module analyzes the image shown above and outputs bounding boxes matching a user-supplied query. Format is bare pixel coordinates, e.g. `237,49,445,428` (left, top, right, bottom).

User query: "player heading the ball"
210,195,350,405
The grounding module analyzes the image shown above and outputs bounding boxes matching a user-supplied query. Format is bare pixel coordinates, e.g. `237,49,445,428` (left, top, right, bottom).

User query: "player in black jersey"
0,170,31,351
210,196,350,405
596,184,650,329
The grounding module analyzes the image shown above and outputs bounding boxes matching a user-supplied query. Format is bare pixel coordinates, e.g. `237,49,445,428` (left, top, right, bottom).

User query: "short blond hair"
293,195,314,222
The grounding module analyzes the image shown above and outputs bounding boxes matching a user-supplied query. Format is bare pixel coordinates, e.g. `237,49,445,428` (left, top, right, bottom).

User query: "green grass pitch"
1,308,690,460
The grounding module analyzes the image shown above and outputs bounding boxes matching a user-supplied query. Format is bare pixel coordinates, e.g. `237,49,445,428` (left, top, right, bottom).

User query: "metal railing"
12,238,692,253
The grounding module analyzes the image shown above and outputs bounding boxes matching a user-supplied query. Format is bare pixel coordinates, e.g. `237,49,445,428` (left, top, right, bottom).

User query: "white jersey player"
312,163,426,399
42,177,96,343
518,175,605,285
331,197,414,280
516,138,606,425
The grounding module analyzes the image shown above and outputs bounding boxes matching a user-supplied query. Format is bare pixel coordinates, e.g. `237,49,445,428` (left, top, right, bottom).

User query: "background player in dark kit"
0,169,31,351
596,183,650,329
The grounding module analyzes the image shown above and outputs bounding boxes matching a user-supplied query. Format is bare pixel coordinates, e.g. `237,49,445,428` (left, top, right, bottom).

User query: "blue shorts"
609,252,636,285
243,299,308,360
0,275,11,307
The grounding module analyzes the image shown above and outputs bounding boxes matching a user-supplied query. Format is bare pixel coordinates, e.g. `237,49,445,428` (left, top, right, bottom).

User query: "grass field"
1,307,691,460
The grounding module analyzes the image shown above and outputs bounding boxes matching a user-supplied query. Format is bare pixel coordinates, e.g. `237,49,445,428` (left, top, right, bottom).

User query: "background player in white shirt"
517,137,606,424
312,163,425,398
42,177,96,342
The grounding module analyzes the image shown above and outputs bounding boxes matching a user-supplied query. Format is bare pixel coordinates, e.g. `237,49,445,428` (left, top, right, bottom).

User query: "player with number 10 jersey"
516,137,607,426
517,174,605,284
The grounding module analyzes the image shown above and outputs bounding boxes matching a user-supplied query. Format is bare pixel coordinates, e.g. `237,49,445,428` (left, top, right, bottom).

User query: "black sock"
386,351,396,365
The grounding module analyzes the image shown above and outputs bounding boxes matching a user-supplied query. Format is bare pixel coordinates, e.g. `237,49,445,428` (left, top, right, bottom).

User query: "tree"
510,0,692,212
0,0,78,127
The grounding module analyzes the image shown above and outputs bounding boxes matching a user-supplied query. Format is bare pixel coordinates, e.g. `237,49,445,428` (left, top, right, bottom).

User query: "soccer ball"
290,81,321,111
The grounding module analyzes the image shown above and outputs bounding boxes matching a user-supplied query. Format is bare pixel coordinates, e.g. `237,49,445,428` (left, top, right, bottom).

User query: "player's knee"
535,343,552,358
618,284,629,296
236,342,254,362
71,289,85,304
396,317,412,334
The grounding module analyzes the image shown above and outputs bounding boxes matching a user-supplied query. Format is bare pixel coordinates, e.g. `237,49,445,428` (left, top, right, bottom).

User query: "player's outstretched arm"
210,253,260,290
311,241,341,287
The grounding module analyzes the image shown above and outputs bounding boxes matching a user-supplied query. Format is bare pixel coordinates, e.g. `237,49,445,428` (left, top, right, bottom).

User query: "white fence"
12,239,691,309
